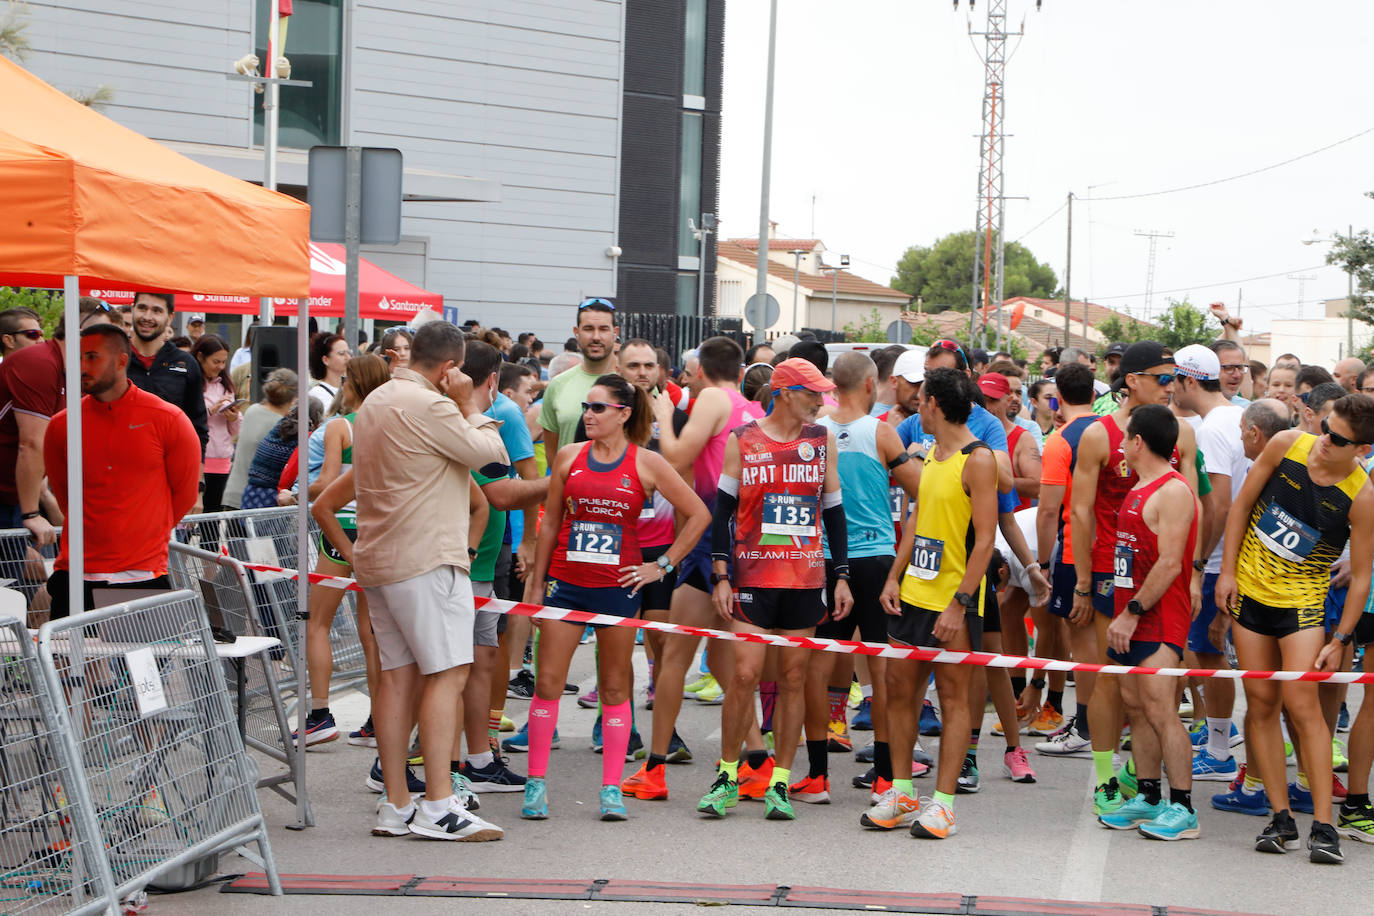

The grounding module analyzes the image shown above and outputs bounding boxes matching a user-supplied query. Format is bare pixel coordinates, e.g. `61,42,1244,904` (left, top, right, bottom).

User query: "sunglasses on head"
1322,417,1369,448
1133,371,1176,386
581,400,627,414
578,297,615,312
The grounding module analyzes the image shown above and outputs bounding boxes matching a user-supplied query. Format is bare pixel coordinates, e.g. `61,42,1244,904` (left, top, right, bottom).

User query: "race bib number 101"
906,535,945,581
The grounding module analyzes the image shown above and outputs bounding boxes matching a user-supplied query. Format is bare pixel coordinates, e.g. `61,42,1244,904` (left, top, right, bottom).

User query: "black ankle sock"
1010,676,1027,697
647,753,667,771
874,741,894,781
1047,689,1064,711
1139,778,1162,805
746,749,769,770
1074,703,1090,739
806,739,828,779
311,706,329,719
1346,792,1371,809
1170,787,1193,812
450,760,464,773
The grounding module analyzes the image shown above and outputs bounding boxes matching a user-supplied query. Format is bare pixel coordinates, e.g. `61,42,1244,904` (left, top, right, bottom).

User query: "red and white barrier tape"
237,560,1374,685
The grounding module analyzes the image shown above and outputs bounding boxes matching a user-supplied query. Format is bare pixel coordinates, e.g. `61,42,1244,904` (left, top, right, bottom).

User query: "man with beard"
538,297,619,456
126,292,209,467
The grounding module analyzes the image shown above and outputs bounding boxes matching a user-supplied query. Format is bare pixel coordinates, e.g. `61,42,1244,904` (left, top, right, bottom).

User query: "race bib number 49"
568,521,623,565
906,535,945,581
1256,503,1319,563
761,493,819,537
1113,544,1134,589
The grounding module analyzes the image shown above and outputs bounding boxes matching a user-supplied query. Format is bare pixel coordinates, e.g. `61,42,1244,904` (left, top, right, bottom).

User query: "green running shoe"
1115,757,1137,799
697,771,739,818
1093,778,1125,816
1099,794,1168,830
1338,802,1374,845
763,781,795,820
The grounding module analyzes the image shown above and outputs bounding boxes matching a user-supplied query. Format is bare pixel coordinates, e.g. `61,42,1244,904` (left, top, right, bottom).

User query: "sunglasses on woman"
581,401,627,414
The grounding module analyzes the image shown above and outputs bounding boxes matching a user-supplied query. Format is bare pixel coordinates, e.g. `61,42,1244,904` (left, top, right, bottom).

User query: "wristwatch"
656,554,675,575
953,591,977,610
709,571,730,587
1192,559,1206,573
1037,561,1053,571
1126,599,1145,616
1334,630,1355,646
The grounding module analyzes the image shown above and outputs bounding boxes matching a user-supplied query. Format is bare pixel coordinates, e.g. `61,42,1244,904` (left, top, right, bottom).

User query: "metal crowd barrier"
0,611,114,915
180,508,369,689
34,590,282,903
0,529,58,626
167,543,312,829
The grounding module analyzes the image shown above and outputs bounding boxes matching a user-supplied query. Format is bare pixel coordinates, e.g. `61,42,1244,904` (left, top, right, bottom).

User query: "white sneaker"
450,771,481,812
373,801,414,838
1034,720,1092,758
409,796,503,842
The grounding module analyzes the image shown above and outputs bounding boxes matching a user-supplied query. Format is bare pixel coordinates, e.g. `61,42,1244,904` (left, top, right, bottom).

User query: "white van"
823,342,920,359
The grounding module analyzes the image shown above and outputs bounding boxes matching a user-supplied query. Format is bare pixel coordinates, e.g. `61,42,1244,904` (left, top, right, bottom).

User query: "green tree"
891,230,1058,313
842,308,887,343
0,287,62,336
1096,299,1215,352
1325,204,1374,328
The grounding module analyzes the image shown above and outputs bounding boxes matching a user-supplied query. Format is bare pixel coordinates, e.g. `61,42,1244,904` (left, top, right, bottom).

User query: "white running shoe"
409,797,503,842
1034,719,1092,758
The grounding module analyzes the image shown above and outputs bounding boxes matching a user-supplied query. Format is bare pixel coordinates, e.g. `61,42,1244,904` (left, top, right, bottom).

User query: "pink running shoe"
1002,746,1036,783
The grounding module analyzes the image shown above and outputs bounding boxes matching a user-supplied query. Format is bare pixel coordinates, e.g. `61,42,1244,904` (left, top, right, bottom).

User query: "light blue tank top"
819,414,895,559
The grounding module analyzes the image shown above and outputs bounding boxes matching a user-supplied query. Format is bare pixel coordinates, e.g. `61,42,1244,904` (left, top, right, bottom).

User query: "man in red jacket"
44,324,201,617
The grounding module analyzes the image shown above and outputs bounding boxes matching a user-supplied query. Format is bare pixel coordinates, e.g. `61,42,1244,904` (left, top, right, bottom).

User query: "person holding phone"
193,334,241,514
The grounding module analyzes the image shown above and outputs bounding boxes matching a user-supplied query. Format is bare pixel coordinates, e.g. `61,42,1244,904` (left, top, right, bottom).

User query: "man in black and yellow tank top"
1217,394,1374,863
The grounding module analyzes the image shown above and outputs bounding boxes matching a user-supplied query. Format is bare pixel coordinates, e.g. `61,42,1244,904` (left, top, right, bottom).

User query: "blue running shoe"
1212,784,1270,817
919,700,942,737
1099,794,1166,829
365,757,425,794
667,730,693,764
1338,701,1351,733
625,729,646,762
1189,719,1207,748
1138,802,1200,841
591,716,603,752
600,785,628,821
1288,781,1315,815
852,697,873,731
521,777,549,819
855,743,875,763
502,721,559,754
1192,749,1238,782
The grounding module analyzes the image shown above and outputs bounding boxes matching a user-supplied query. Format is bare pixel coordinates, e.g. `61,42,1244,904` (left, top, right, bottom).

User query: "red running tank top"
1007,424,1032,512
1091,414,1181,573
1112,470,1196,647
733,421,828,590
549,443,646,588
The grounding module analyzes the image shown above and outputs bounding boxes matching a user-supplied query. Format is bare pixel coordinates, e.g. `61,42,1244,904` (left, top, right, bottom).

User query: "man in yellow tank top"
865,368,998,840
1216,394,1374,863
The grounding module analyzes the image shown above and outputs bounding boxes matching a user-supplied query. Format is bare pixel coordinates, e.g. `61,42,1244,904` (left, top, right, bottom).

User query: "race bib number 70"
1255,503,1319,563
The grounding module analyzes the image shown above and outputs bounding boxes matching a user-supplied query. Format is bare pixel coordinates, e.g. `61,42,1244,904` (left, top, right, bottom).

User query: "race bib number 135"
761,493,819,537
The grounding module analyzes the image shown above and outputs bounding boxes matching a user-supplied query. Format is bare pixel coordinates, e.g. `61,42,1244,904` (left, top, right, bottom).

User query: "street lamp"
822,254,850,333
789,248,808,330
688,213,716,319
1302,225,1355,355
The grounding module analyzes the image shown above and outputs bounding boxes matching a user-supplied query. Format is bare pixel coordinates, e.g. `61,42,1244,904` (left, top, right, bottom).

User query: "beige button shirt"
351,367,508,587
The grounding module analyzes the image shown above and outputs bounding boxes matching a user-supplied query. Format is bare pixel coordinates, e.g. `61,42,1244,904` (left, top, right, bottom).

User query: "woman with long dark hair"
520,374,709,821
308,332,349,412
193,334,241,513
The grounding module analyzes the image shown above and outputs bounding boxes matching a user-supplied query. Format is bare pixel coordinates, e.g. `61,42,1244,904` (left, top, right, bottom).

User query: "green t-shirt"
1194,446,1211,497
470,463,510,583
538,365,602,451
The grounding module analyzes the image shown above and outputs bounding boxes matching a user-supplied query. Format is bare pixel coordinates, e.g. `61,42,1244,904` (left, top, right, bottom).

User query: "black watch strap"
1335,630,1355,646
709,571,730,587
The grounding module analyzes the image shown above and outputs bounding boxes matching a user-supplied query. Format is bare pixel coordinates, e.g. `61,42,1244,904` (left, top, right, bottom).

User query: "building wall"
1270,319,1371,370
21,0,635,342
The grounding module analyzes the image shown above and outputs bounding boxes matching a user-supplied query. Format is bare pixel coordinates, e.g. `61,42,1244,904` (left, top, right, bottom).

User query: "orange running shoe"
827,718,852,753
738,756,775,799
788,774,831,804
621,763,668,800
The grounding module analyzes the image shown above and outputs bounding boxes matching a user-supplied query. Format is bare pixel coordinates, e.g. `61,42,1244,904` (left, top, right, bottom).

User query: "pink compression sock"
601,700,633,786
527,696,560,779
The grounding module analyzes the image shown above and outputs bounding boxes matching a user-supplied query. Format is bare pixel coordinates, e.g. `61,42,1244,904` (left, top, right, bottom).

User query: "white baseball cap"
892,349,925,384
1173,344,1220,381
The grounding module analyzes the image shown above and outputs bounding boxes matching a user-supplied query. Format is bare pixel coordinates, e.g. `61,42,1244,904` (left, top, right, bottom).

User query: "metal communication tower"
957,0,1037,348
1134,228,1174,320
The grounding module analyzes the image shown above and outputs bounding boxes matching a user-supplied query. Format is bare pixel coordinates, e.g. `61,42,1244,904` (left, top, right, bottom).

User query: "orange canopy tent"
0,54,311,744
0,56,309,296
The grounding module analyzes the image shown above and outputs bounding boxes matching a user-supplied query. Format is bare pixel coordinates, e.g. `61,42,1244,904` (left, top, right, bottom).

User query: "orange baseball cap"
770,357,836,392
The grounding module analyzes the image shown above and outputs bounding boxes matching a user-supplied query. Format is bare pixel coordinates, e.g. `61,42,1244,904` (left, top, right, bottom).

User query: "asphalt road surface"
150,642,1366,916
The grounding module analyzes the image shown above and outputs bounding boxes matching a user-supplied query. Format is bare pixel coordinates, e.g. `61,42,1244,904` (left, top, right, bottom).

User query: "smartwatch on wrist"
1192,559,1206,573
1037,561,1053,571
656,554,675,575
1335,630,1355,646
709,571,730,587
1126,599,1145,616
953,591,977,610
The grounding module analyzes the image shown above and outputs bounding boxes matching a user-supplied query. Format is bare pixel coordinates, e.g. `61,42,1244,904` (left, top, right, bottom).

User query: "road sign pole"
752,0,778,347
344,145,362,354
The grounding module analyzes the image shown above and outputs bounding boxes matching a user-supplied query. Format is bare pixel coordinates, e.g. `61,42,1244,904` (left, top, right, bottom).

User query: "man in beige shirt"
353,321,509,842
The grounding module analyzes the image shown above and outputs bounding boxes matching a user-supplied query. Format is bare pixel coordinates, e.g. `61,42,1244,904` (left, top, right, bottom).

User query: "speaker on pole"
250,326,300,403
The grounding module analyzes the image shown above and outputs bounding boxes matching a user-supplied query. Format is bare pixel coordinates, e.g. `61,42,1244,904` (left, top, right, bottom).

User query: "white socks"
1207,717,1232,760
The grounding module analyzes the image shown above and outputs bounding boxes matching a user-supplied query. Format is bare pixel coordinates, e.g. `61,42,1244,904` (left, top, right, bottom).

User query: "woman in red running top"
522,374,709,820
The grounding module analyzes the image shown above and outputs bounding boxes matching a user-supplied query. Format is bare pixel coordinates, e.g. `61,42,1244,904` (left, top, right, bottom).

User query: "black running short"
816,556,893,644
733,587,827,631
1231,595,1325,640
889,601,983,651
638,544,677,614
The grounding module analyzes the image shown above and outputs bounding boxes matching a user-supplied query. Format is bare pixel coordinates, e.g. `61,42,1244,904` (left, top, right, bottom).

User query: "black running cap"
1112,341,1174,391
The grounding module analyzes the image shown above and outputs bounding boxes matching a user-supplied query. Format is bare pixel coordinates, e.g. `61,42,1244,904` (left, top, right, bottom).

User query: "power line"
1081,125,1374,202
1089,263,1333,302
1011,199,1067,244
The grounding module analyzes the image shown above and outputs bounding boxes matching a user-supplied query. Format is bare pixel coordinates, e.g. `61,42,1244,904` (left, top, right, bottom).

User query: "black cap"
970,348,990,366
1105,342,1127,358
1111,341,1173,392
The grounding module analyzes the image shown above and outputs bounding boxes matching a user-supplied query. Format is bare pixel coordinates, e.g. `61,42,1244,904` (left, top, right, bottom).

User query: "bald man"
1332,358,1366,394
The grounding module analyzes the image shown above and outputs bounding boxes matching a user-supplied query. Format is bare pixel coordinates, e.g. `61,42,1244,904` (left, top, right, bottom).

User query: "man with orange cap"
697,358,854,822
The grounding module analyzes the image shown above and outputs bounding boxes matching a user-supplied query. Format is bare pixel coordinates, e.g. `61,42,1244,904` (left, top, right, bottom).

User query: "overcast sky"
716,0,1374,334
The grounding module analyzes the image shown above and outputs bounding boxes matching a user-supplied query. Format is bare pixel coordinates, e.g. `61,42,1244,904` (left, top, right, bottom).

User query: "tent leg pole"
292,295,315,828
63,275,82,620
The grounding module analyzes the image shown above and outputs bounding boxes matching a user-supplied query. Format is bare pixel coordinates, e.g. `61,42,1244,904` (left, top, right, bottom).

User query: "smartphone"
232,398,250,410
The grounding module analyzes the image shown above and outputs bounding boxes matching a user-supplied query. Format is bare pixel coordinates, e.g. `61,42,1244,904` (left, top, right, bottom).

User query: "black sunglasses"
1322,417,1369,448
581,401,628,414
9,329,42,341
